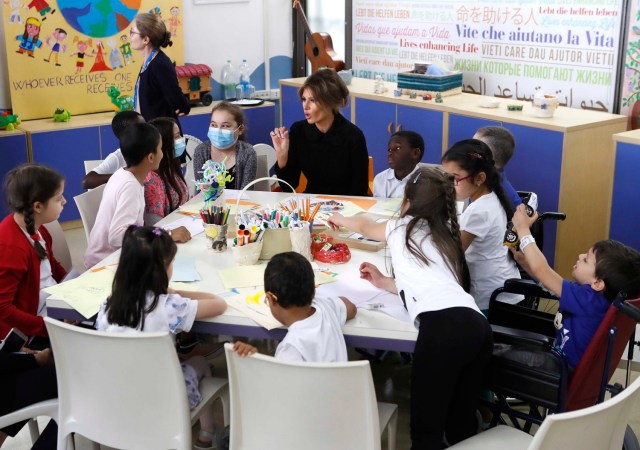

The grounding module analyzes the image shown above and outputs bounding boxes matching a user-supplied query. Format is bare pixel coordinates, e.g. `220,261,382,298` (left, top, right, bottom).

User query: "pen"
365,303,385,310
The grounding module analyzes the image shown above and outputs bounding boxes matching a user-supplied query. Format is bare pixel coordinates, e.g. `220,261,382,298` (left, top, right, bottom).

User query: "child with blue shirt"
511,203,640,369
232,252,357,362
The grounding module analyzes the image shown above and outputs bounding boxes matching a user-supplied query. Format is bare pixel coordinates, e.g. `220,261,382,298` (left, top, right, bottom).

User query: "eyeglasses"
129,29,141,36
453,174,472,186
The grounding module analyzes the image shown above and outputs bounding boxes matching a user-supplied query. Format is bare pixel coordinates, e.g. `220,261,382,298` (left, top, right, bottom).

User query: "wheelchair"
483,279,640,449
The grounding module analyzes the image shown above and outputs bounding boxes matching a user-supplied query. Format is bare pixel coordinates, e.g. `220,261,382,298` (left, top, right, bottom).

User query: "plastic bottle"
221,60,237,100
239,59,251,88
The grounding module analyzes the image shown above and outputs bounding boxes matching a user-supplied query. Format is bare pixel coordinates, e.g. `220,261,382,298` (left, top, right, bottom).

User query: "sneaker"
178,341,227,362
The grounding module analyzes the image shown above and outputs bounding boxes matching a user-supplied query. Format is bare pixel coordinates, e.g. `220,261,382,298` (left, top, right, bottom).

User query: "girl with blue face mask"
144,117,190,225
192,101,258,190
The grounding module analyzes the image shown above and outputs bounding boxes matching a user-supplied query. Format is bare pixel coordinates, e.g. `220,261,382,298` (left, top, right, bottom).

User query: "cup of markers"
232,224,264,266
201,205,231,252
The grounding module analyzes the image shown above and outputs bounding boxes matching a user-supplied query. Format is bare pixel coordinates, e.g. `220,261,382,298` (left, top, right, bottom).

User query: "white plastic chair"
448,374,640,450
0,399,58,446
83,160,103,175
44,318,229,450
73,183,105,243
184,134,202,195
253,154,271,191
253,143,277,190
224,343,397,450
43,220,72,272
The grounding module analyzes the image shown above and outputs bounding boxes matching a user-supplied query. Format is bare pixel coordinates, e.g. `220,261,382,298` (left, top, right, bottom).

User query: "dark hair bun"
161,31,172,48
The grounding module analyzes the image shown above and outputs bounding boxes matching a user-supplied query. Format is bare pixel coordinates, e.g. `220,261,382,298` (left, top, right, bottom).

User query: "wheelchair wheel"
623,425,640,450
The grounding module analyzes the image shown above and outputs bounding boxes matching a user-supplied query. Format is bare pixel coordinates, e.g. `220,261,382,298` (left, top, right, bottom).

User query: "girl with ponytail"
442,138,522,312
0,163,67,338
327,167,492,448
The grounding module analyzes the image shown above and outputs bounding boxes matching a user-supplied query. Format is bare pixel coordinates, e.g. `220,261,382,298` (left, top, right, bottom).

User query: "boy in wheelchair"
504,203,640,371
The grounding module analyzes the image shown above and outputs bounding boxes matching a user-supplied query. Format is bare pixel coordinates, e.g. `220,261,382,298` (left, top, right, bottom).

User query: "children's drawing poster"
352,0,624,112
2,0,184,119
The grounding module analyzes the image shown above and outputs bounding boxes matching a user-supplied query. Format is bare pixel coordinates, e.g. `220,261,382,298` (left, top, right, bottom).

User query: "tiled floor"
3,224,639,449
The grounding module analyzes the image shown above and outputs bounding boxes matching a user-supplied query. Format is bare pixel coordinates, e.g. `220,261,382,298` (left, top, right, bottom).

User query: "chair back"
224,343,382,450
566,296,640,411
183,134,202,195
44,318,192,450
253,143,276,173
253,154,271,191
529,374,640,450
73,183,106,243
83,160,103,175
43,220,72,272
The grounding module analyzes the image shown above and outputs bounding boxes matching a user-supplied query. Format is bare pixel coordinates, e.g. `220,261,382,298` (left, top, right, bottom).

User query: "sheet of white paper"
165,216,205,236
315,267,411,323
170,256,201,282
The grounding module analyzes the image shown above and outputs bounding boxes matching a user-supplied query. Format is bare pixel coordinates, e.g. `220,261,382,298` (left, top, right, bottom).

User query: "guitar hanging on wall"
293,0,345,73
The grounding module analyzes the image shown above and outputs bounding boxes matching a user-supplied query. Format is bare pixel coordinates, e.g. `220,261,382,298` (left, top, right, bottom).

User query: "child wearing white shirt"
232,252,357,362
442,139,521,311
373,131,424,198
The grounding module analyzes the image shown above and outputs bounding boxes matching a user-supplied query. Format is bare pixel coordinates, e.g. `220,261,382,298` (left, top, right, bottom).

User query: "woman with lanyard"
130,13,190,127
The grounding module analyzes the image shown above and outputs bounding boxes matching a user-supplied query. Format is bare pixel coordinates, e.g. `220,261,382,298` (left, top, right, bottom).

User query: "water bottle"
239,59,251,88
221,60,237,100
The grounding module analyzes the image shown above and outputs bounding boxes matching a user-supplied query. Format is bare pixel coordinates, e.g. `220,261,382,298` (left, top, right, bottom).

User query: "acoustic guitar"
293,0,345,73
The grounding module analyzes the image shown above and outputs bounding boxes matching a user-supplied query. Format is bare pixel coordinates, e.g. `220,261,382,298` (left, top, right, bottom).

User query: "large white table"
47,190,419,352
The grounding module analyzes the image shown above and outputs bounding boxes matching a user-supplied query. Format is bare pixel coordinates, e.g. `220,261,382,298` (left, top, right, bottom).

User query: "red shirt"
0,215,67,337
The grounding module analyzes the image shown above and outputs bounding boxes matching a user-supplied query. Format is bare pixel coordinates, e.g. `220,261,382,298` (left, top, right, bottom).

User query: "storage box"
397,70,463,92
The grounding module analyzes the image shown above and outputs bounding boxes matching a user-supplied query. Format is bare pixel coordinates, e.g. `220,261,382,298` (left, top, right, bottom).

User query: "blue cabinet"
397,105,443,165
610,139,640,250
0,131,29,217
448,114,500,147
504,124,563,263
99,124,119,158
30,128,101,222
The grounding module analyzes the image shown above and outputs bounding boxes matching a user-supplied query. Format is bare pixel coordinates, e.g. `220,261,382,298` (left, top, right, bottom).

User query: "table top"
47,189,419,352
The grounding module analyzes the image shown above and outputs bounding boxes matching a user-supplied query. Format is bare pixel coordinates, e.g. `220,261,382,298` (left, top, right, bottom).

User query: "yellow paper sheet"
44,269,115,319
369,198,403,216
218,263,339,290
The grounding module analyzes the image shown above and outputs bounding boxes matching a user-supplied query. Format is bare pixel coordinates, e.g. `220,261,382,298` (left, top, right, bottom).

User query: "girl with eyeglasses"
192,101,257,190
442,139,522,313
327,167,492,449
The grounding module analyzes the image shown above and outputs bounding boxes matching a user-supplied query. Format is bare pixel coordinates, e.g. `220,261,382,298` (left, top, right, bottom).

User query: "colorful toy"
176,64,213,106
435,92,443,103
196,159,233,205
107,85,134,112
52,107,71,122
0,112,21,131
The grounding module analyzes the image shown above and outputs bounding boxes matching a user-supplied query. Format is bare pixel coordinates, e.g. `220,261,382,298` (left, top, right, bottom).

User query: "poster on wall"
2,0,185,120
352,0,624,112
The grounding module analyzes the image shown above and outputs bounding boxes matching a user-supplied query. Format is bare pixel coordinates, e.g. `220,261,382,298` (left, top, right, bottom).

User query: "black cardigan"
137,50,190,126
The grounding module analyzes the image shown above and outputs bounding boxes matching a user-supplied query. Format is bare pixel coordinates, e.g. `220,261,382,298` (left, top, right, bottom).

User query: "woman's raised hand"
270,127,290,167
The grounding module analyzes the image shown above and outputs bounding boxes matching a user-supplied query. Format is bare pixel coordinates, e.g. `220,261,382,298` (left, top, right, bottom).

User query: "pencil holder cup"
232,240,263,266
289,221,312,262
204,223,228,252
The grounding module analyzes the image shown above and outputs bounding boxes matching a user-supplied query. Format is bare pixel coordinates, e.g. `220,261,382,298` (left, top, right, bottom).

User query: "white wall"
0,0,293,110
